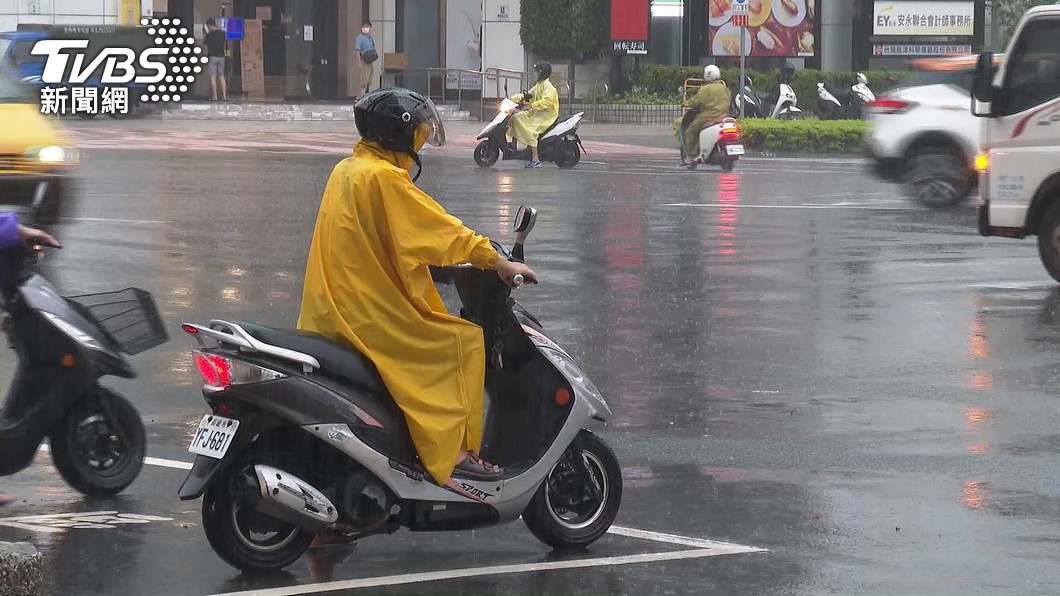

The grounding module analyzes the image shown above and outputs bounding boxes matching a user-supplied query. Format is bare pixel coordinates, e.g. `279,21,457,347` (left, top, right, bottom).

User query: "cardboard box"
384,53,407,69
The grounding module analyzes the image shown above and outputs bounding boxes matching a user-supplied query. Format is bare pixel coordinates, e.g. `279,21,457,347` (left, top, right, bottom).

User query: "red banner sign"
611,0,650,54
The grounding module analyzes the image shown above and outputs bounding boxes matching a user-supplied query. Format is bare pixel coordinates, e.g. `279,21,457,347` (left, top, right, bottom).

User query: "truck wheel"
1038,201,1060,283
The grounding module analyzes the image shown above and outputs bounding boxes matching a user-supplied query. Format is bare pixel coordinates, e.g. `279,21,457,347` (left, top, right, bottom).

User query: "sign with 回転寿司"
873,1,974,36
611,0,650,55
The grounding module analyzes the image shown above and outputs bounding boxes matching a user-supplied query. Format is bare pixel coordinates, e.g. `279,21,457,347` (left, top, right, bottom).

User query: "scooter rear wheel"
721,158,737,172
555,140,581,169
50,388,146,497
201,451,315,572
474,140,500,167
522,430,622,549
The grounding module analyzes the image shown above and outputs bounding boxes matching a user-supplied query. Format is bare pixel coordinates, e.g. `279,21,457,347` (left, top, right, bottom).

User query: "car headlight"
25,146,80,164
41,311,105,351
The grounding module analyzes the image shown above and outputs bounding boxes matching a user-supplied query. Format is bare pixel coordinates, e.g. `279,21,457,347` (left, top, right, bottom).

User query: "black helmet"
533,62,552,81
780,61,796,81
354,87,445,181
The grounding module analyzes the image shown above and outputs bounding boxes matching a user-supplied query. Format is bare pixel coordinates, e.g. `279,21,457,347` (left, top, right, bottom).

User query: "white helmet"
704,65,721,82
856,72,868,85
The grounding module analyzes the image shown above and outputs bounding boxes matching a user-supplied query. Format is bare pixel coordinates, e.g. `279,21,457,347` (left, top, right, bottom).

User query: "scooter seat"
539,114,576,136
234,321,389,398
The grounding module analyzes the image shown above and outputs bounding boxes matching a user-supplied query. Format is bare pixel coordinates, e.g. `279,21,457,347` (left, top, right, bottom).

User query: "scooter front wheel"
523,430,622,549
50,388,146,497
474,140,500,167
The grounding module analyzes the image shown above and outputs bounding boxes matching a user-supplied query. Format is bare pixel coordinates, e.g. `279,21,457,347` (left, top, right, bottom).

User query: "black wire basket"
65,288,169,355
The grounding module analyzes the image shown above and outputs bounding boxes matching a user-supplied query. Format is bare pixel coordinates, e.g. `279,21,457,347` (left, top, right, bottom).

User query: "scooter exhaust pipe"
252,465,339,532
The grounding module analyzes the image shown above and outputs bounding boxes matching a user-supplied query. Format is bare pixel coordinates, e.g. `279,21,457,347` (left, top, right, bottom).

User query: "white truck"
973,5,1060,281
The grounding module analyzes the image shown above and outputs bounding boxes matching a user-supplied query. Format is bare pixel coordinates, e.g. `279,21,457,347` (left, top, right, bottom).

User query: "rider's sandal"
453,452,503,480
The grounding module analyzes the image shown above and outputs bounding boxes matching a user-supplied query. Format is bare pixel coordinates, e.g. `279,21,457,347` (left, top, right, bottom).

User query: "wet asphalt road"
2,121,1060,596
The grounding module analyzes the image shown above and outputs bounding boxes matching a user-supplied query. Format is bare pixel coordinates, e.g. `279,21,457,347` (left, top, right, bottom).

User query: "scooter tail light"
192,350,286,389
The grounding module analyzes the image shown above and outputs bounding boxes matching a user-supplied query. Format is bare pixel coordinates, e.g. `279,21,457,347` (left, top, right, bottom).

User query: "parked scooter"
769,82,804,119
816,73,875,120
680,116,743,172
767,61,804,120
474,99,586,169
732,76,767,118
178,205,623,572
0,243,166,496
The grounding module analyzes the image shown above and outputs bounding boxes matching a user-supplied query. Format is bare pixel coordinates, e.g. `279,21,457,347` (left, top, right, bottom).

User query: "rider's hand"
17,225,60,249
494,259,537,286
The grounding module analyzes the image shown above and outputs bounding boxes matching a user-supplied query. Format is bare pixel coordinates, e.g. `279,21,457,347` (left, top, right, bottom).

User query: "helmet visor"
412,99,446,147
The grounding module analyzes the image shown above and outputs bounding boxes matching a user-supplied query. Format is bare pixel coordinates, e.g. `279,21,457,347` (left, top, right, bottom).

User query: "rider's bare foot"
454,451,502,479
0,494,16,507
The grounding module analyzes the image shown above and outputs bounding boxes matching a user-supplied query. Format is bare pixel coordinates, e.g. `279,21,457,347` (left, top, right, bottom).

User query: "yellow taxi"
0,61,78,225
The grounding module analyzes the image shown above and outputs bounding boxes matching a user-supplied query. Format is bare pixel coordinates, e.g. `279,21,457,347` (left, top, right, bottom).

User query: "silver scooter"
178,205,622,571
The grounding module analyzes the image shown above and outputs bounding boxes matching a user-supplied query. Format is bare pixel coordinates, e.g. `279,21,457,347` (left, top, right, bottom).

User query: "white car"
865,55,1000,208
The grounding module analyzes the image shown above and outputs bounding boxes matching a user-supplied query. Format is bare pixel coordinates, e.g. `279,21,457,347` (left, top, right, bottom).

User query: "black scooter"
732,76,767,118
473,98,587,169
0,244,167,496
178,205,621,572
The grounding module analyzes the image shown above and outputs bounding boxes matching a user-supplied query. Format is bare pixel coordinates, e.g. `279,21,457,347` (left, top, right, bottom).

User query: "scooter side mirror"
513,205,537,235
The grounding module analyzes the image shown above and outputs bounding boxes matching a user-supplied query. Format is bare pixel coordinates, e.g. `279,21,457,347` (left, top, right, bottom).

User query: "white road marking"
0,511,173,534
70,217,171,225
663,202,915,211
607,525,762,550
209,547,764,596
145,456,194,470
37,444,193,471
29,451,763,552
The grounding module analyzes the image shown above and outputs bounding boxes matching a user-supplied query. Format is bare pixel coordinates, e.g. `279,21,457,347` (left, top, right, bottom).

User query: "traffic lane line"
33,445,765,552
207,547,766,596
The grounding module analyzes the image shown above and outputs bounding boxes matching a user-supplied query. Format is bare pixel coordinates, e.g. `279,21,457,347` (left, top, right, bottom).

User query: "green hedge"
632,65,895,114
672,118,871,154
738,119,869,153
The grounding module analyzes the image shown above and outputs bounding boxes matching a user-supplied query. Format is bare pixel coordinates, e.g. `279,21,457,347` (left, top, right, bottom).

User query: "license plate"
726,144,745,156
188,415,239,459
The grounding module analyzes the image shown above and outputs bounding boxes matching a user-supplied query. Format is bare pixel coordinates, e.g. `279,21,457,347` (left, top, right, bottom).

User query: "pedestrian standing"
204,18,228,102
355,21,378,99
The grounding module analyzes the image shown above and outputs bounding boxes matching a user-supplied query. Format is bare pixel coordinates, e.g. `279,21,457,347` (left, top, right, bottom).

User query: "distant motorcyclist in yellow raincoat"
297,88,537,485
509,62,559,168
682,65,732,165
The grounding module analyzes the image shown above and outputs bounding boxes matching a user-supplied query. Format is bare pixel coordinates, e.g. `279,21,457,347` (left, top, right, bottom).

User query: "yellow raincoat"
297,141,500,485
509,79,559,147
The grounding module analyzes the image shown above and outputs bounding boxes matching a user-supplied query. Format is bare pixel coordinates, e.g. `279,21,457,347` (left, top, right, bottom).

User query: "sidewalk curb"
0,542,43,596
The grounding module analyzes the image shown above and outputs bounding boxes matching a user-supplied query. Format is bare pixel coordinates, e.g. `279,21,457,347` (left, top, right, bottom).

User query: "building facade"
0,0,156,30
650,0,992,72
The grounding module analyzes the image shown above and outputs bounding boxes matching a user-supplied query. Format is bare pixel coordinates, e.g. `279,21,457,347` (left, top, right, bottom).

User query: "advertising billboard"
872,1,975,36
708,0,817,58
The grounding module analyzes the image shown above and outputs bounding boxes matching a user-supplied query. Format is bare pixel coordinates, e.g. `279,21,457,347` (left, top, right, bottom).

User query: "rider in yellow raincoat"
509,62,559,168
297,88,537,485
